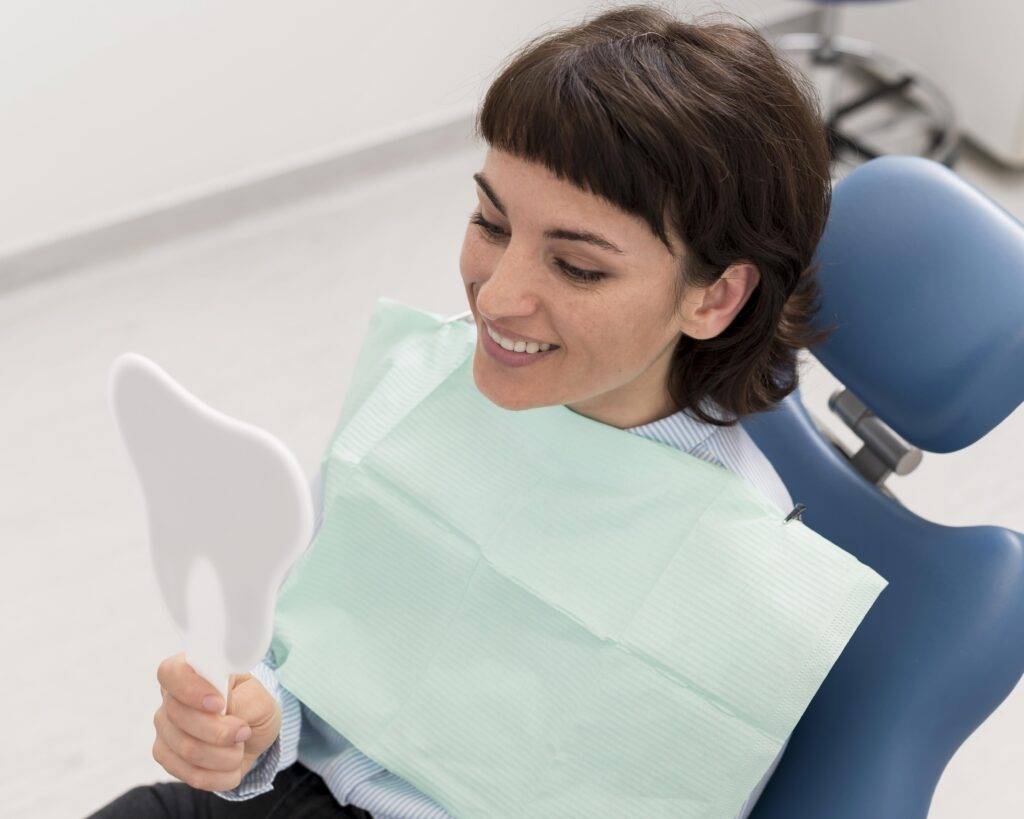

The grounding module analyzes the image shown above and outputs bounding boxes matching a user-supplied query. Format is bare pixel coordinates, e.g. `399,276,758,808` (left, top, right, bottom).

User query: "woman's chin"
472,354,549,411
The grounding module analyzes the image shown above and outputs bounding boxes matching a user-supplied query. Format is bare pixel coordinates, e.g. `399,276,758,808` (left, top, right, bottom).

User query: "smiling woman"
90,6,842,819
458,3,836,430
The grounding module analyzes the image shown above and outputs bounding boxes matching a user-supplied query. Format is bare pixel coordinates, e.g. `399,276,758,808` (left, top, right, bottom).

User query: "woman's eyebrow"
472,172,625,255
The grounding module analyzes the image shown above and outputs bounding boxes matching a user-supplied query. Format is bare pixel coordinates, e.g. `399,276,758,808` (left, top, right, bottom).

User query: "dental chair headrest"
808,156,1024,453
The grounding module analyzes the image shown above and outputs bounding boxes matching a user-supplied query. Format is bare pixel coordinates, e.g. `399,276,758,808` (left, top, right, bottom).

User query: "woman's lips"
484,320,560,349
480,321,561,367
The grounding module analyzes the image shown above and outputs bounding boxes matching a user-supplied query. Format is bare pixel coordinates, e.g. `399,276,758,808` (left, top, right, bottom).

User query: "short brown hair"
474,2,836,426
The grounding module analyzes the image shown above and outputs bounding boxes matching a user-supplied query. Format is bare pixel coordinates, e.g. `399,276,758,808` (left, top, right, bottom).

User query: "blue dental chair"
741,155,1024,818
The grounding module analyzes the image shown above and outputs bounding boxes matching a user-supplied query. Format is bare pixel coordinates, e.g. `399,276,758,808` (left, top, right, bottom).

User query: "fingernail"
235,726,252,743
202,694,223,712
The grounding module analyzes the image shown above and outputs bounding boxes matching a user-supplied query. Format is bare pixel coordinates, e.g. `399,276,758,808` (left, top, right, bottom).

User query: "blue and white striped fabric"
216,399,795,817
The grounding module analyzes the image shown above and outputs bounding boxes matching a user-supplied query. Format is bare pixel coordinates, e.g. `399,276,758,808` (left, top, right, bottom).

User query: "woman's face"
459,148,759,429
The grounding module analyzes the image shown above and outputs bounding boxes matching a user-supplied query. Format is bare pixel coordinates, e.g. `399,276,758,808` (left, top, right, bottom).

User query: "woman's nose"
475,247,543,317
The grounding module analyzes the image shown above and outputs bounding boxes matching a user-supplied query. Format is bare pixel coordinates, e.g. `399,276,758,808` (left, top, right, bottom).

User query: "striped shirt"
215,397,795,817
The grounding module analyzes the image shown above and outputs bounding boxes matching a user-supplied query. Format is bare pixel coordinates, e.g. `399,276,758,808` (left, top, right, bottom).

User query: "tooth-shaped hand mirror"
108,353,314,714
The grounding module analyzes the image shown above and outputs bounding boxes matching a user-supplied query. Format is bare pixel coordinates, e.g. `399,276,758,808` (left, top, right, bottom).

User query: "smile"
484,320,560,352
480,321,561,368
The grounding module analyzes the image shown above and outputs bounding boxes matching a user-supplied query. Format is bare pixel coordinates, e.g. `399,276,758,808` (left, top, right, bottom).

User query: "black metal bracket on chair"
826,388,923,492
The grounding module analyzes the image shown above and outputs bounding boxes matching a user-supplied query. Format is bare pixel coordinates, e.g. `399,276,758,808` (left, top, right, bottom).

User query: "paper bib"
269,296,889,818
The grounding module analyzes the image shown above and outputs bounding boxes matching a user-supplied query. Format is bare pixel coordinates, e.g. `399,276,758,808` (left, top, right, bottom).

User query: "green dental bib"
269,296,888,818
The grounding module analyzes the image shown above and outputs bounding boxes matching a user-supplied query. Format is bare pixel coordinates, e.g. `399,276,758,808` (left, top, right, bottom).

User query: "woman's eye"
468,211,507,240
552,258,607,284
468,210,607,284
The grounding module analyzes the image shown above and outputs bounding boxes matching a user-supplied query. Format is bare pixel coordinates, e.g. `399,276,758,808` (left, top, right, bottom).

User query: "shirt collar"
625,397,736,453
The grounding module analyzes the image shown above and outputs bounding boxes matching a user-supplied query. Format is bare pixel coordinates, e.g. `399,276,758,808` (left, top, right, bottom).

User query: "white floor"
2,131,1022,818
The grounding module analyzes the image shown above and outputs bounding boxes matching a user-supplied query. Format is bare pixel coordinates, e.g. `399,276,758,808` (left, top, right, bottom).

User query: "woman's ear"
683,262,760,340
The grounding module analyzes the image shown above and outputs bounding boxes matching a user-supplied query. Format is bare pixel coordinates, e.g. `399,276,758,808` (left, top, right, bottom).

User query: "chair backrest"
741,155,1024,818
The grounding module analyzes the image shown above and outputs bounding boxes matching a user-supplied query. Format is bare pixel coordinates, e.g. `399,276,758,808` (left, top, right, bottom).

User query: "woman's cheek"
459,233,494,285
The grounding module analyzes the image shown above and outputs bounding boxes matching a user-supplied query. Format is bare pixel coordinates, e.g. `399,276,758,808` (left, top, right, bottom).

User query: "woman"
90,3,833,817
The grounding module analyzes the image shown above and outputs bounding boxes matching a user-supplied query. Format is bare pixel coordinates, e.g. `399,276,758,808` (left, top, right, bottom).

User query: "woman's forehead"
479,150,681,257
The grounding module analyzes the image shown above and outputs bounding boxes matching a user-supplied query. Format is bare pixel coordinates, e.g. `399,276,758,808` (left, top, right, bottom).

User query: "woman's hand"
152,651,282,792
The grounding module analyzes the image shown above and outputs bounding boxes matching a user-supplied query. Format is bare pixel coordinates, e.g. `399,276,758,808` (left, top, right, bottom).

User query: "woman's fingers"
162,688,249,748
152,734,243,793
156,651,223,713
154,699,245,773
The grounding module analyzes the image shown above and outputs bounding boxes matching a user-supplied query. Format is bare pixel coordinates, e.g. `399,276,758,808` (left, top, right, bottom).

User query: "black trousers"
86,760,373,819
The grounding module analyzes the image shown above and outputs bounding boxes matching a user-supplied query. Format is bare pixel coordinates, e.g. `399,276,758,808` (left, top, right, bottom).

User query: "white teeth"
487,324,555,354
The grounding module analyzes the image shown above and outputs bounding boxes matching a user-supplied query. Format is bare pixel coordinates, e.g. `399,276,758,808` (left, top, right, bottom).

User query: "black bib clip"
784,502,807,524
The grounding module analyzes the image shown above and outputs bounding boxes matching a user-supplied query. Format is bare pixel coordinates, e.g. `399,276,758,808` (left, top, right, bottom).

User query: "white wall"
0,0,796,258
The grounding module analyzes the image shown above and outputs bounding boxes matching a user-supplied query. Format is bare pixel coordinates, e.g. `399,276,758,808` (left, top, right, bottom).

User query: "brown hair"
474,2,837,426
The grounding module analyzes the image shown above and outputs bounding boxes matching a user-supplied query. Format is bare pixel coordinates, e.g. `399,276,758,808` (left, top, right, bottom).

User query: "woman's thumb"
227,674,279,728
224,674,282,773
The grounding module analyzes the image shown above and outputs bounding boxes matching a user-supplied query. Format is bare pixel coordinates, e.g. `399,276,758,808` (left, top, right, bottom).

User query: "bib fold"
270,296,889,818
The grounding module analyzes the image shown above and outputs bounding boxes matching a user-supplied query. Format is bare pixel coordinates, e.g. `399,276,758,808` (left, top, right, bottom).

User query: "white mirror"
107,352,313,712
